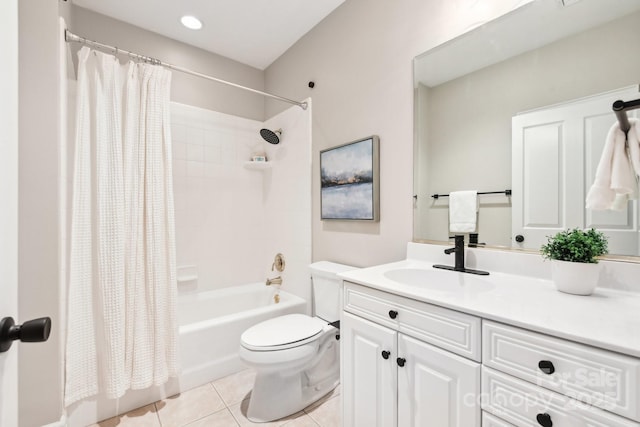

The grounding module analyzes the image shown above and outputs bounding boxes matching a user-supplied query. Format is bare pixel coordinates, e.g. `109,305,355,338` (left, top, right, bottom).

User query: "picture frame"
320,135,380,221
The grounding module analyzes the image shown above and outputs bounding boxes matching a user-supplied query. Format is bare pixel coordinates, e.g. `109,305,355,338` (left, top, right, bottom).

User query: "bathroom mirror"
413,0,640,257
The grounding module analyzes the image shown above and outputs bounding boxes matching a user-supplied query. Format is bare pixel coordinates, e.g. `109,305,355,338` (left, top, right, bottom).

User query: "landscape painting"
320,136,379,221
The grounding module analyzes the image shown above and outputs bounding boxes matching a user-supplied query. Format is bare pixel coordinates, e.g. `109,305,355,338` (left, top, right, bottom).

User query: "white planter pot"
551,259,601,296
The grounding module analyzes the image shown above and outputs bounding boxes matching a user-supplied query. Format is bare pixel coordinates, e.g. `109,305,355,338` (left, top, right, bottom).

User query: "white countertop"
339,257,640,358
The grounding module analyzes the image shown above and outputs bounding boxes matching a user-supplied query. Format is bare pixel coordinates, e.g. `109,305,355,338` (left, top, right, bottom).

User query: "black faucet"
443,235,466,271
434,235,490,276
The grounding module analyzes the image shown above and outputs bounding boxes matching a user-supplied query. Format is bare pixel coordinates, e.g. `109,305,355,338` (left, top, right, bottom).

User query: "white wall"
264,0,533,267
69,6,265,121
262,100,313,310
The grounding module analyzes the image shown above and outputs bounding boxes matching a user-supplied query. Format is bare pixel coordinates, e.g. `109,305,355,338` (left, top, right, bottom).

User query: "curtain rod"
64,30,308,110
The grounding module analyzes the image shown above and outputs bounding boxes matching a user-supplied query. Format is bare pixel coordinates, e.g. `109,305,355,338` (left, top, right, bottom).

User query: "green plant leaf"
540,228,608,263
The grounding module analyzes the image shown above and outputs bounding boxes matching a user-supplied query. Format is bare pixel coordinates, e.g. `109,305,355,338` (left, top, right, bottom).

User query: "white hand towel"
627,119,640,177
586,119,638,210
449,190,478,232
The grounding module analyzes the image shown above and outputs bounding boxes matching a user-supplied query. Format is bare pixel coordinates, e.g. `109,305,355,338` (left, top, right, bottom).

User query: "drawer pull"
388,310,398,319
536,413,552,427
396,357,406,367
381,350,390,360
538,360,555,375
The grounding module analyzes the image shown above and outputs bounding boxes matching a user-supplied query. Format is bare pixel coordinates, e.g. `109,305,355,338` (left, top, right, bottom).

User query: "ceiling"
72,0,345,70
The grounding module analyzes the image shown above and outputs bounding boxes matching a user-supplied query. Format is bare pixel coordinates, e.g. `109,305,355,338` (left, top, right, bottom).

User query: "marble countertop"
339,257,640,358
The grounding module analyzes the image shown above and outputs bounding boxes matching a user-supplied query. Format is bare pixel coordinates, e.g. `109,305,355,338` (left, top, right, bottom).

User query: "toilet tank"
310,261,357,322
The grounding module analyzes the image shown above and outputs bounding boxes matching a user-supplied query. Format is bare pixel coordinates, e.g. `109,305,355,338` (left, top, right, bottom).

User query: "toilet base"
247,371,339,422
246,338,339,422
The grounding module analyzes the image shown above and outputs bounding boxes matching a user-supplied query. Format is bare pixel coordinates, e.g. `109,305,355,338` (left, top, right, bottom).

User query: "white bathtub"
68,283,305,427
177,283,307,391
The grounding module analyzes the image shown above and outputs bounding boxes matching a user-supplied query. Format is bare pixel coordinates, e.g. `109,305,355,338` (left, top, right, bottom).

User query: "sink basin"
383,268,495,293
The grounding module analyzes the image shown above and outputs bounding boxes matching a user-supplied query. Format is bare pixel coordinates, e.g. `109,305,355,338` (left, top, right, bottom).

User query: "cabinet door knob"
538,360,555,375
396,357,406,367
515,234,525,243
381,350,390,360
536,413,553,427
388,310,398,319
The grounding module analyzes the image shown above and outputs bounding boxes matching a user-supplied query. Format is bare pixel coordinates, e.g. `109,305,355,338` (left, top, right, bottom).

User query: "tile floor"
90,369,341,427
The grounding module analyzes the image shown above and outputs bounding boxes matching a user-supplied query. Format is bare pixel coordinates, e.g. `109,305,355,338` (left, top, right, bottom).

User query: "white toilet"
239,261,355,422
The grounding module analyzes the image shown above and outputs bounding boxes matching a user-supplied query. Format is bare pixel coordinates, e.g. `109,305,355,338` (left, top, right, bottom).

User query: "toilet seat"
241,314,326,351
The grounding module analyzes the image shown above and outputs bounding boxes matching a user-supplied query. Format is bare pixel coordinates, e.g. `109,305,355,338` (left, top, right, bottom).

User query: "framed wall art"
320,135,379,221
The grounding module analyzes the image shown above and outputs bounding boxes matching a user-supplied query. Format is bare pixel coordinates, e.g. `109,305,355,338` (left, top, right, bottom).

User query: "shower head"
260,128,282,145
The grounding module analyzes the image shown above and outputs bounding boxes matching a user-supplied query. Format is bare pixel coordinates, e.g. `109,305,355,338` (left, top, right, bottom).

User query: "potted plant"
540,228,608,295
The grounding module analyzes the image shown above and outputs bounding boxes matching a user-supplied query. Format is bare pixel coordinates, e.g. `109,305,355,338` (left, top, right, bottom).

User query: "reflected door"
512,86,640,254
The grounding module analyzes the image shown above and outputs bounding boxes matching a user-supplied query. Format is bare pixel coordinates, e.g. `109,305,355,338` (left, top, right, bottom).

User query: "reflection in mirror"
413,0,640,257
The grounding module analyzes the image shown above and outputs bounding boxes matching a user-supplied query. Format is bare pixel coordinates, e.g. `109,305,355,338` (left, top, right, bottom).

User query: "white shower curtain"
65,47,178,406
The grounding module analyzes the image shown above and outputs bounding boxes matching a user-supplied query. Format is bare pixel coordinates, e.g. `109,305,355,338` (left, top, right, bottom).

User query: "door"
512,86,640,253
0,0,19,425
397,334,480,427
342,312,397,427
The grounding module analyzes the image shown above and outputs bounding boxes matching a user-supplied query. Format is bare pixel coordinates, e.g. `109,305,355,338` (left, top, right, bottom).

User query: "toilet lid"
241,314,324,349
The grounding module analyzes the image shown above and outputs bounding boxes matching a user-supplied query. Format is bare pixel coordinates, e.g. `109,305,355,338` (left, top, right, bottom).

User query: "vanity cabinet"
482,321,640,427
342,282,481,427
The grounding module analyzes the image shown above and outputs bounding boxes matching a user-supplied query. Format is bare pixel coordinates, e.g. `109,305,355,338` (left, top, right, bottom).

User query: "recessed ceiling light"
181,15,203,30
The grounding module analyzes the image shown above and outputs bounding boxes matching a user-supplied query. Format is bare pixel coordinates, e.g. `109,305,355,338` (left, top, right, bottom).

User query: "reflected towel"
449,190,478,232
586,119,638,211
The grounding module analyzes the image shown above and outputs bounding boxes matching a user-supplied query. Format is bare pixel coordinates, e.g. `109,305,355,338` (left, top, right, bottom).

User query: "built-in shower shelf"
243,161,272,170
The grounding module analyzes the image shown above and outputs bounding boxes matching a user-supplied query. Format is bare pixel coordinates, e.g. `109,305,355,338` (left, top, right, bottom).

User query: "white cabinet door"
0,1,19,426
342,312,397,427
397,334,480,427
512,86,640,253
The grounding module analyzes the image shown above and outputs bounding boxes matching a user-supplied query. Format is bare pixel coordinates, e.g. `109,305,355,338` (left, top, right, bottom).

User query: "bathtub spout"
265,276,282,286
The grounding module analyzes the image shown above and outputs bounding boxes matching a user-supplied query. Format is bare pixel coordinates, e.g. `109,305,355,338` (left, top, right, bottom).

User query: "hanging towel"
627,119,640,177
586,118,639,210
449,190,478,232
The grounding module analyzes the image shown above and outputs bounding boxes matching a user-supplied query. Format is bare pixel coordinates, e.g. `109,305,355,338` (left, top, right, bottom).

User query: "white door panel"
0,0,19,425
342,312,397,427
397,334,480,427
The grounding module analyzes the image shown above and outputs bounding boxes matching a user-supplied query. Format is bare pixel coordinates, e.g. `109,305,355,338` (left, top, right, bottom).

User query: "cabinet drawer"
482,367,640,427
483,412,515,427
483,320,640,421
344,282,480,361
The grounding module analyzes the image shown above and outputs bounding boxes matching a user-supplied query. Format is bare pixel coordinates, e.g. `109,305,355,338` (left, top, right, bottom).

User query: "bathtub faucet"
265,276,282,286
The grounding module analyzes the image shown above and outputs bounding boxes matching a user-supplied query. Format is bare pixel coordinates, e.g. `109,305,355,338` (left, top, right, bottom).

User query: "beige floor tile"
155,384,226,427
212,369,256,406
280,414,320,427
228,398,307,427
303,385,341,413
184,408,240,427
91,404,160,427
305,395,341,427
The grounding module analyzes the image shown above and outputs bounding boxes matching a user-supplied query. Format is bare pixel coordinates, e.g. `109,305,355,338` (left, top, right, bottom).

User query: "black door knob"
388,310,398,319
536,413,553,427
0,316,52,353
381,350,390,360
396,357,406,367
538,360,555,375
515,234,525,243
